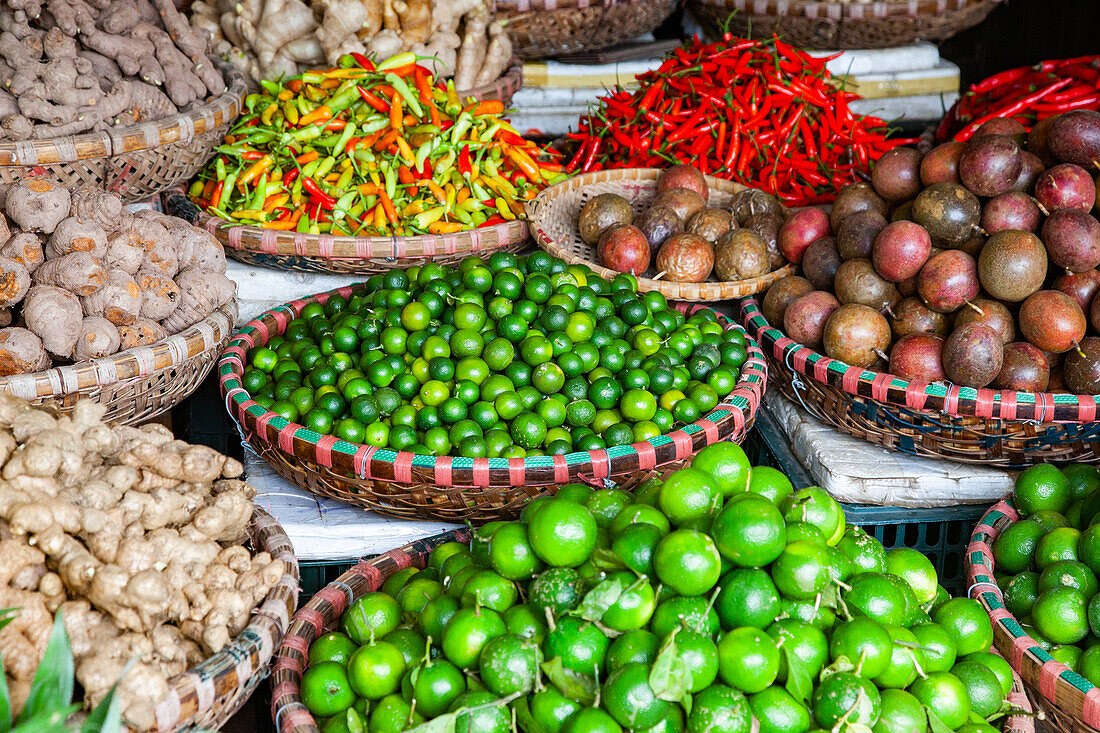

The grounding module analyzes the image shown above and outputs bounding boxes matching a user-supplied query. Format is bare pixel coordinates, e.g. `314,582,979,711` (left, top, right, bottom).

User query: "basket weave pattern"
688,0,1001,49
968,502,1097,733
0,301,236,426
0,62,246,203
460,58,524,106
493,0,677,58
218,290,766,521
143,507,299,732
528,169,797,302
739,296,1100,468
164,189,530,275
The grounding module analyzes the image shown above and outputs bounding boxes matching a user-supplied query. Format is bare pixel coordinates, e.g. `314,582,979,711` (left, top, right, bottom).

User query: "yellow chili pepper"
278,89,294,101
263,194,289,212
429,221,465,234
261,103,278,126
395,136,415,164
284,100,299,126
336,167,354,190
239,156,272,186
401,201,425,217
299,104,332,127
374,203,386,230
495,197,516,221
230,209,267,221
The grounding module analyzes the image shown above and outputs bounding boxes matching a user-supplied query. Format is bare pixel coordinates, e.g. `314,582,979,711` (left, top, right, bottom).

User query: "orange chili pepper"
345,137,361,154
202,178,217,200
296,150,319,165
298,104,332,127
357,182,379,195
375,129,399,150
360,130,384,150
288,79,302,93
427,181,446,204
397,165,418,196
395,136,415,164
429,221,465,234
378,190,399,226
390,93,403,131
320,78,340,89
467,100,504,116
325,119,347,131
262,220,297,230
403,115,417,127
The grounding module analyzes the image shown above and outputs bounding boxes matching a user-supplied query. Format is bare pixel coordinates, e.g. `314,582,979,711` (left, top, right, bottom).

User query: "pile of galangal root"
0,395,285,730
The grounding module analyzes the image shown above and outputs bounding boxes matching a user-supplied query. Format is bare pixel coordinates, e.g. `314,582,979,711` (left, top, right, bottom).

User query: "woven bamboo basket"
688,0,1002,50
164,188,530,275
739,295,1100,469
0,300,236,426
493,0,678,58
271,527,1035,733
527,169,797,302
969,501,1096,733
0,61,246,204
461,58,525,106
218,290,766,521
138,506,299,732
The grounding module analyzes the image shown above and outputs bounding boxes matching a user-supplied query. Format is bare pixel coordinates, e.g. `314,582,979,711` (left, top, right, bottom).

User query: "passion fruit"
687,208,734,243
652,188,705,222
980,191,1041,234
958,134,1023,198
994,342,1050,392
801,237,842,290
1019,290,1087,354
836,210,888,261
917,250,980,313
942,323,1004,388
953,298,1015,344
784,291,841,350
1053,269,1100,311
1049,110,1100,167
1034,163,1097,213
762,275,815,327
976,229,1048,302
833,258,899,313
778,208,831,264
889,296,952,339
743,212,787,270
657,165,709,204
829,182,887,231
871,221,932,283
912,182,981,245
1041,209,1100,273
871,147,923,202
822,304,891,368
920,141,965,186
579,193,634,245
889,333,947,382
730,189,786,224
597,225,651,275
635,205,683,253
1064,337,1100,394
655,233,713,282
714,229,769,281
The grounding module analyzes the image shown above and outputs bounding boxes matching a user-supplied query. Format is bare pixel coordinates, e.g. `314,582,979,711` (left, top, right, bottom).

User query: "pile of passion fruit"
579,166,789,283
764,110,1100,393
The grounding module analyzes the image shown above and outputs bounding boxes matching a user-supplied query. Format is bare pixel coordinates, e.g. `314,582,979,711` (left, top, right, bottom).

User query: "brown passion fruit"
578,193,634,245
714,229,770,281
655,233,714,282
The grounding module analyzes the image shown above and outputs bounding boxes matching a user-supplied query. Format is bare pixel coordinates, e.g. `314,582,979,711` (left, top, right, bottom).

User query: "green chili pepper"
479,123,502,143
259,79,281,96
414,207,445,229
219,173,236,210
450,112,473,145
336,167,354,191
361,117,391,134
328,88,359,110
470,210,487,226
384,167,397,200
249,173,268,210
216,157,227,181
334,191,357,221
384,73,424,118
286,125,323,143
297,97,316,116
208,207,233,221
315,156,336,179
244,93,266,113
452,206,473,226
297,212,311,233
334,122,357,156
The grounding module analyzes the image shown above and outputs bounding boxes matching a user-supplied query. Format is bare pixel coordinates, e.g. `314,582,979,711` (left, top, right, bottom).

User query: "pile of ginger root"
190,0,512,91
0,395,286,730
0,0,228,140
0,176,235,376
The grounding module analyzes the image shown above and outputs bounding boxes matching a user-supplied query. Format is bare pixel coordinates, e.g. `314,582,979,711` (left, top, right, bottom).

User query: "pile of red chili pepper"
565,34,907,206
189,53,564,235
937,55,1100,141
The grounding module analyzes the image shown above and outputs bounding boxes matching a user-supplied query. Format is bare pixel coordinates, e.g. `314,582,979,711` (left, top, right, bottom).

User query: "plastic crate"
744,403,989,595
300,560,359,601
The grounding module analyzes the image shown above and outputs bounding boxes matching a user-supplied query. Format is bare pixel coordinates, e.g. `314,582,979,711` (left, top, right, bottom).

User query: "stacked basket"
218,291,766,521
494,0,677,58
739,296,1100,468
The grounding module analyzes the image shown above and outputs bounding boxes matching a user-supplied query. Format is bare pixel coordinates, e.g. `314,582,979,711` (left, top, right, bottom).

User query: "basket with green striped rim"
738,295,1100,469
968,500,1096,733
218,287,766,522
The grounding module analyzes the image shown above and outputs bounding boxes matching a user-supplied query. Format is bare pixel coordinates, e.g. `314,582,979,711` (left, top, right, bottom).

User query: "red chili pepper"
302,178,336,208
350,53,374,71
240,150,264,161
356,86,390,114
957,77,1074,140
457,145,472,176
284,168,300,185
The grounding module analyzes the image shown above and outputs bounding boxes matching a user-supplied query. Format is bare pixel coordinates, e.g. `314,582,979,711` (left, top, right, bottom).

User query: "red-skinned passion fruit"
943,323,1004,388
889,333,947,382
822,304,891,368
916,250,980,313
784,291,840,350
778,208,830,264
994,342,1050,392
657,165,709,204
1019,290,1087,354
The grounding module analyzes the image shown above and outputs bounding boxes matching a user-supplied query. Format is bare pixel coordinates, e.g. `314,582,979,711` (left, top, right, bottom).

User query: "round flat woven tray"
219,290,766,521
272,527,1035,733
968,501,1096,733
146,506,299,732
164,189,530,275
493,0,677,58
0,300,236,426
739,295,1100,468
0,61,246,204
688,0,1001,50
527,168,797,302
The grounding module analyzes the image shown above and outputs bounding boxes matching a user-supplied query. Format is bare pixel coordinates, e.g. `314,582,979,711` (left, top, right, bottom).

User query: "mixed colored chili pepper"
566,34,909,206
937,55,1100,141
188,53,564,234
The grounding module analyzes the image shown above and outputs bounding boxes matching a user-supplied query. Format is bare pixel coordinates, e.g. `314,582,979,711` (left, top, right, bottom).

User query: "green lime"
440,607,506,669
658,468,722,526
870,689,926,733
342,593,401,645
711,495,786,569
909,672,970,730
654,530,722,597
348,641,406,699
951,660,1004,719
717,627,780,694
771,541,831,600
910,622,957,673
1015,464,1071,517
688,685,751,733
811,672,881,729
602,662,670,729
301,661,356,717
478,633,539,696
932,598,995,656
714,568,780,630
489,522,544,580
1033,587,1089,645
829,617,892,678
993,519,1045,574
545,615,609,675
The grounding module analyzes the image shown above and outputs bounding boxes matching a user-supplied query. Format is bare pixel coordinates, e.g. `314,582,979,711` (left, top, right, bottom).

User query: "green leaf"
572,577,626,623
541,658,597,706
649,632,692,703
680,694,692,717
11,703,79,733
0,657,10,733
16,612,73,726
819,656,856,681
513,696,549,733
590,549,626,572
782,646,812,703
0,609,17,634
926,709,955,733
81,657,139,733
403,710,459,733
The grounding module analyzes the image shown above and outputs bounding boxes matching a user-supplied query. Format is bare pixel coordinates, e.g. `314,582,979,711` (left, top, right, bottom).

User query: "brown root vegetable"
23,285,82,358
784,291,840,350
0,233,45,273
657,166,709,204
72,316,120,361
0,257,30,307
160,270,235,332
164,220,225,273
762,276,814,327
943,323,1004,388
5,178,70,234
46,217,108,259
822,304,891,368
137,273,180,321
104,227,147,275
687,209,733,243
714,230,769,281
68,187,124,234
81,270,142,326
117,318,169,350
654,234,713,283
578,194,633,245
32,252,106,296
0,327,49,375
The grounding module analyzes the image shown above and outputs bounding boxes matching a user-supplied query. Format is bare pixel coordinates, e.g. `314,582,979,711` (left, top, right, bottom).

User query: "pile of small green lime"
299,443,1014,733
241,251,750,458
992,463,1100,682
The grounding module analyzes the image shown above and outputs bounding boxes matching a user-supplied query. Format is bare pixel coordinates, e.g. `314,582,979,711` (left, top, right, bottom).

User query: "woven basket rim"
0,59,247,167
739,295,1100,424
144,505,299,732
0,300,235,401
493,0,651,14
218,286,766,489
527,168,798,302
458,57,524,102
966,499,1099,730
688,0,992,15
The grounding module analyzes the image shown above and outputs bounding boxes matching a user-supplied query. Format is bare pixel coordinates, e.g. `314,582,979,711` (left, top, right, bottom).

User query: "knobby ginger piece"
73,316,120,360
68,187,124,234
136,272,180,320
81,269,142,326
5,178,70,234
117,318,167,349
160,269,234,332
0,327,50,375
46,216,108,259
0,256,30,306
32,251,107,296
23,285,82,358
1,232,45,273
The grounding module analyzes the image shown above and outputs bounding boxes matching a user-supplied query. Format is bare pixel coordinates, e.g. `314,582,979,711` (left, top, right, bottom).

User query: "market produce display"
238,252,750,457
0,177,234,375
582,165,788,283
0,0,227,140
938,55,1100,141
762,110,1100,393
0,394,286,729
189,0,512,91
188,54,561,234
567,34,908,206
989,463,1100,681
295,445,1017,733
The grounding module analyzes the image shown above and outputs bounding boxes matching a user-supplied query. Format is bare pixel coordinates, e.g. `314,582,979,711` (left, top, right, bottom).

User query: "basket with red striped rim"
271,527,1037,733
738,295,1100,469
968,500,1095,733
218,289,766,521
